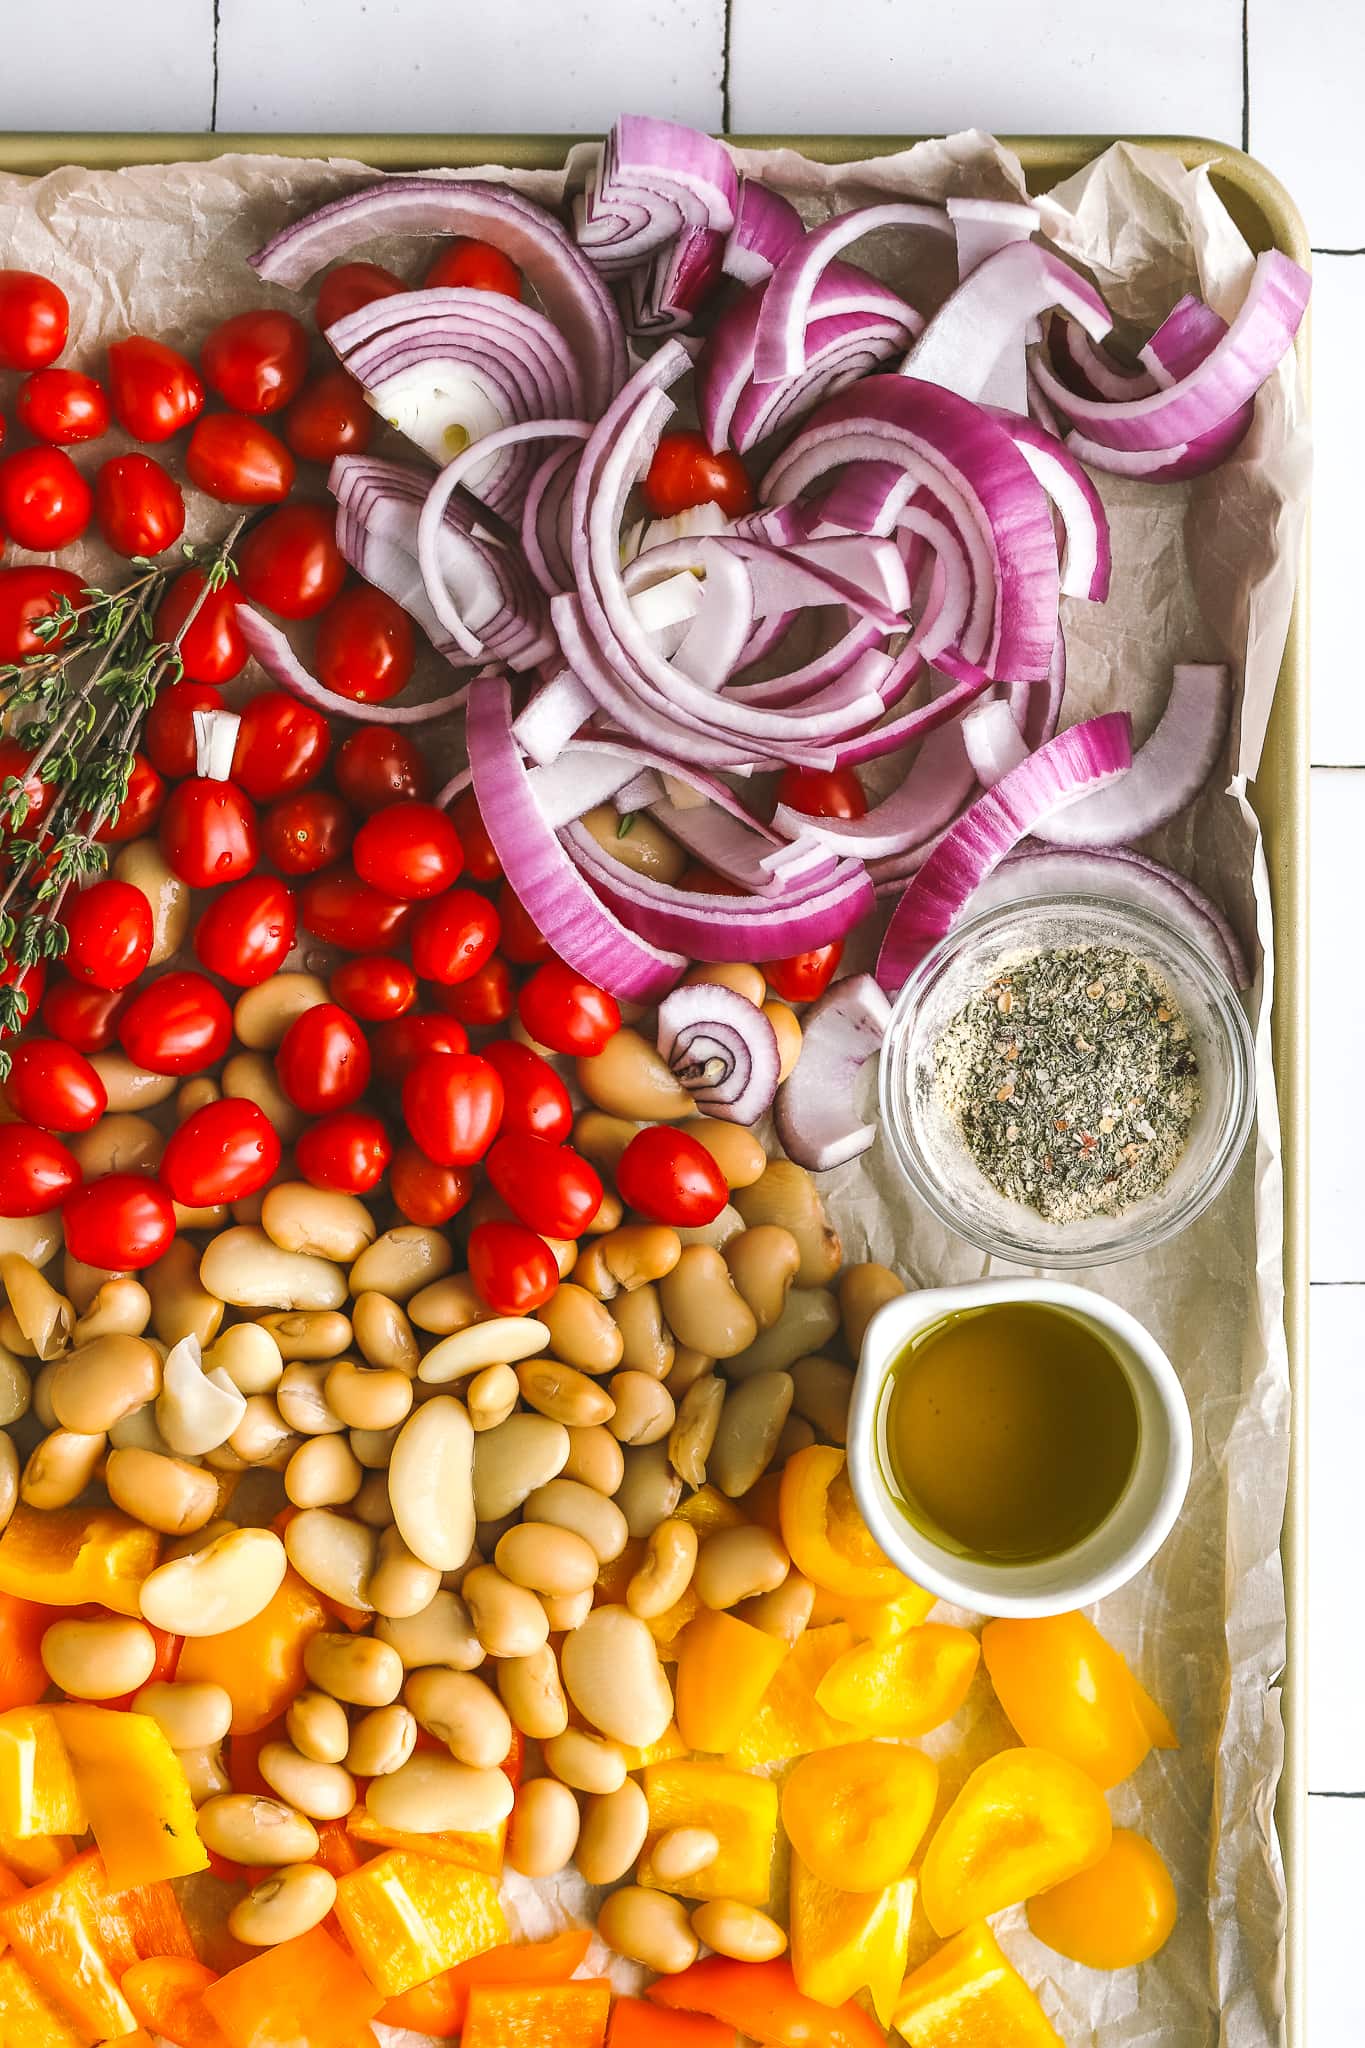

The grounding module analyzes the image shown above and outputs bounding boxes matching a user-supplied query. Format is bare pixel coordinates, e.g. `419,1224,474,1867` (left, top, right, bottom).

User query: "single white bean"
388,1396,475,1572
507,1778,580,1878
229,1863,337,1947
138,1527,287,1637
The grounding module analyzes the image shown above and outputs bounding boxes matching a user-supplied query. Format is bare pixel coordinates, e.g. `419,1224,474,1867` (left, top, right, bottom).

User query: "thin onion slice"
657,982,781,1124
773,974,891,1169
725,178,806,284
754,202,953,383
947,196,1041,279
900,242,1111,416
238,605,471,725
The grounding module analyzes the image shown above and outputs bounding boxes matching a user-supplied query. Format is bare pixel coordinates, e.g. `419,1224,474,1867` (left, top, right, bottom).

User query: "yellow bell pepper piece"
333,1849,507,1997
781,1741,938,1892
640,1761,778,1904
176,1568,328,1734
0,1953,86,2047
615,1721,689,1772
813,1625,981,1738
1026,1828,1178,1969
0,1833,73,1886
725,1624,858,1768
789,1856,914,2027
644,1587,699,1662
51,1706,207,1889
347,1804,505,1876
778,1448,911,1602
0,1710,86,1840
673,1486,747,1536
0,1507,159,1618
919,1748,1113,1937
675,1610,786,1754
807,1586,936,1642
893,1921,1065,2048
981,1612,1178,1789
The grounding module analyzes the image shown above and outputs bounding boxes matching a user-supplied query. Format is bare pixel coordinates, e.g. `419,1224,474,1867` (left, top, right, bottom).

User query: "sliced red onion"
525,749,640,827
901,244,1111,417
1061,413,1253,482
513,668,595,764
238,605,471,725
1005,628,1066,750
656,983,781,1124
946,197,1041,279
754,203,953,383
621,221,725,336
575,116,737,273
1142,295,1228,382
717,534,910,627
773,974,891,1169
521,440,587,595
876,712,1133,991
724,179,806,285
193,707,240,781
985,411,1110,602
1047,314,1158,402
251,177,626,415
466,673,684,1000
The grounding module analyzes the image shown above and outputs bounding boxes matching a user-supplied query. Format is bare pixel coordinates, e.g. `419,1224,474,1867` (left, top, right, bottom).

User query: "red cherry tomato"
92,752,166,844
155,571,248,685
315,262,405,333
0,448,92,550
643,430,754,519
93,454,185,558
262,790,352,876
0,567,85,665
299,868,413,953
159,1098,282,1207
0,1125,80,1216
615,1125,728,1226
496,884,551,965
194,874,297,986
436,955,512,1030
275,1003,372,1114
0,738,57,833
328,955,416,1022
294,1110,391,1195
402,1050,503,1167
774,765,868,821
17,369,109,446
186,415,294,505
467,1219,558,1316
61,879,154,990
63,1173,175,1269
410,891,500,988
232,691,330,800
389,1143,473,1226
517,961,620,1056
237,503,345,621
4,1040,107,1133
144,681,223,780
334,727,430,813
118,971,233,1076
371,1012,469,1085
201,309,310,416
451,791,501,882
159,777,258,887
42,979,127,1054
283,372,373,464
314,585,414,704
762,940,843,1002
423,239,521,298
481,1041,571,1144
487,1133,602,1239
108,336,204,443
354,802,464,903
0,273,68,371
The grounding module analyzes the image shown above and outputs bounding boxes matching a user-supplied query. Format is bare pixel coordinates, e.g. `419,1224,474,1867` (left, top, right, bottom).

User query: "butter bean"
221,1052,306,1142
233,973,330,1050
139,1527,287,1637
70,1112,163,1178
146,1239,224,1350
694,1525,790,1609
377,1591,484,1673
723,1226,801,1334
258,1741,356,1821
466,1363,519,1432
543,1729,627,1796
275,1362,345,1437
406,1668,511,1768
0,1255,72,1359
507,1777,580,1877
133,1680,232,1750
351,1292,420,1375
473,1415,569,1521
608,1370,675,1446
407,1274,486,1336
496,1644,568,1742
229,1863,336,1948
203,1323,283,1394
349,1227,453,1303
263,1184,377,1265
286,1691,351,1765
346,1704,417,1779
258,1310,352,1361
368,1526,441,1620
691,1899,787,1961
516,1358,615,1428
680,1118,767,1192
560,1424,625,1496
659,1248,756,1360
42,1617,156,1699
626,1518,698,1620
106,1446,221,1535
89,1053,177,1113
303,1631,403,1707
324,1359,412,1432
522,1477,628,1563
651,1826,719,1884
462,1565,550,1660
200,1229,347,1313
727,1288,840,1378
285,1433,364,1509
615,1442,682,1539
576,1778,649,1885
364,1753,514,1835
494,1521,598,1598
284,1508,377,1610
708,1372,793,1498
609,1284,674,1381
21,1428,104,1508
560,1605,673,1746
198,1795,319,1867
733,1161,840,1286
578,1030,692,1122
419,1316,550,1383
73,1277,151,1345
535,1286,622,1375
599,1888,697,1975
838,1262,906,1358
389,1396,475,1573
49,1334,160,1434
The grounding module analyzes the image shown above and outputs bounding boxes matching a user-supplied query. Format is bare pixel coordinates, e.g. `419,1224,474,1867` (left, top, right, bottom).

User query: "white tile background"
0,0,1353,2036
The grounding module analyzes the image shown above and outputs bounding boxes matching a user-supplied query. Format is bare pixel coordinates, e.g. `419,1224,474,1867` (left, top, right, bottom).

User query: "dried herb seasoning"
933,943,1200,1224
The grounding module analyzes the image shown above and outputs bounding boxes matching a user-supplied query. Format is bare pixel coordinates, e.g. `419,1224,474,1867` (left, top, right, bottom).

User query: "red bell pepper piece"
648,1958,885,2048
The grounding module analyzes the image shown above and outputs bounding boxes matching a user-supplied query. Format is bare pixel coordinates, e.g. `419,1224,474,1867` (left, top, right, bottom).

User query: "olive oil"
881,1303,1139,1563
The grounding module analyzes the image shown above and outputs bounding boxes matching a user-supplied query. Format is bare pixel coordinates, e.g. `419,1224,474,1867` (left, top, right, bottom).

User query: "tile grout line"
1240,0,1249,154
210,0,221,132
1309,1791,1365,1801
1313,247,1365,258
720,0,733,134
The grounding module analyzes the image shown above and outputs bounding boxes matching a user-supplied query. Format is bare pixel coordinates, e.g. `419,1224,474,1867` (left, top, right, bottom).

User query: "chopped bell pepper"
121,1958,227,2048
981,1612,1179,1789
673,1486,747,1535
312,1818,365,1880
608,1996,736,2048
789,1857,915,2027
813,1625,981,1737
724,1624,858,1768
594,1544,641,1606
645,1586,700,1661
781,1740,938,1891
918,1747,1113,1937
0,1508,159,1619
202,1925,383,2048
461,1981,611,2048
674,1610,786,1754
1026,1827,1178,1969
0,1954,86,2047
0,1849,195,2045
778,1448,912,1602
0,1710,86,1840
807,1586,936,1643
615,1720,689,1772
648,1957,884,2048
345,1806,505,1876
741,1471,784,1534
333,1849,507,1996
176,1570,328,1735
0,1856,25,1942
52,1708,206,1889
0,1596,52,1713
377,1929,592,2037
0,1835,73,1886
893,1920,1065,2047
640,1761,778,1904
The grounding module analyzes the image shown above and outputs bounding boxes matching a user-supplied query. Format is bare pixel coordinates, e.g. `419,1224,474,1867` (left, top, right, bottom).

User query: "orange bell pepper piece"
52,1707,206,1889
674,1610,786,1754
0,1708,86,1839
312,1818,366,1880
378,1928,592,2036
0,1507,159,1618
462,1981,611,2048
0,1595,51,1712
202,1925,383,2048
0,1953,86,2046
121,1958,228,2048
1026,1827,1178,1968
781,1741,938,1891
789,1858,915,2027
673,1486,747,1536
724,1624,859,1768
377,1972,467,2037
649,1957,884,2048
813,1624,981,1737
333,1849,507,1996
981,1612,1179,1789
609,1997,736,2048
0,1834,74,1885
640,1761,778,1905
893,1920,1065,2047
345,1806,506,1876
0,1848,195,2043
176,1570,328,1735
778,1448,912,1603
919,1747,1113,1937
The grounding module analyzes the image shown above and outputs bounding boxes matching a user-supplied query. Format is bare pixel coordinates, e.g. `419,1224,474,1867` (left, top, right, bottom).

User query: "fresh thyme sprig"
0,516,247,1069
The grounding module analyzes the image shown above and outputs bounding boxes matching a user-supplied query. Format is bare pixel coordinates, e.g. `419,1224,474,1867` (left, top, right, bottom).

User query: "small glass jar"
877,892,1256,1268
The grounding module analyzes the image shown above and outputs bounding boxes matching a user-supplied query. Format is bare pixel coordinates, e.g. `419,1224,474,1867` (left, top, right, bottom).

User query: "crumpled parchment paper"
0,130,1305,2048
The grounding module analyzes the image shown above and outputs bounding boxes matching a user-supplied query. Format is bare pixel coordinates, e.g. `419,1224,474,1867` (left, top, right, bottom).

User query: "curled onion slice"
900,242,1111,416
773,973,891,1169
754,202,953,383
725,178,806,284
656,982,781,1124
237,606,471,725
